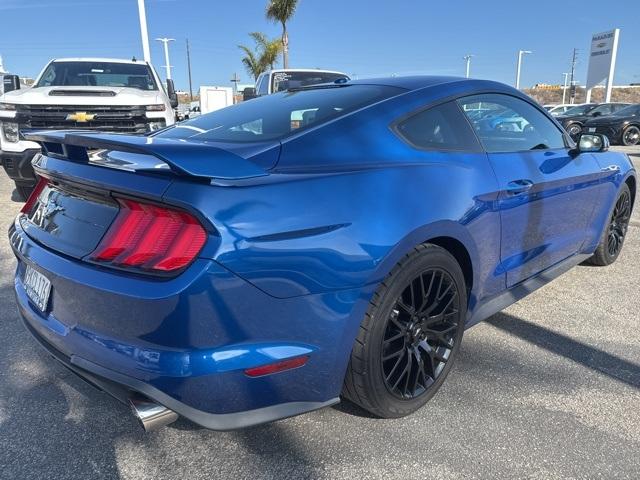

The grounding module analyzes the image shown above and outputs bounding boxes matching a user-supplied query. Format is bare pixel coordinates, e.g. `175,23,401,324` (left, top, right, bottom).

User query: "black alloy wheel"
586,183,632,266
342,244,466,418
382,268,459,399
606,187,632,257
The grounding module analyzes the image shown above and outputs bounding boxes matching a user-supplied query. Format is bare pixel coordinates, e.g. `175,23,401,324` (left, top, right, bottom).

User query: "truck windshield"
271,71,350,93
156,84,403,143
36,61,157,90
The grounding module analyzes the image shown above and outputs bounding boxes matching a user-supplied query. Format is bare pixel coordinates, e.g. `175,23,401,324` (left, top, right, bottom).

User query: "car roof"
346,75,466,90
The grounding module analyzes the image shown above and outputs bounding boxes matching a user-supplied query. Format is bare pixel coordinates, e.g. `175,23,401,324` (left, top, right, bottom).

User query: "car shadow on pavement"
486,312,640,389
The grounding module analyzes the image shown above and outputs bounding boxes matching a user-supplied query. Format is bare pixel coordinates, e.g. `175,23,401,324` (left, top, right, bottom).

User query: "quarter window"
457,94,566,152
395,101,480,151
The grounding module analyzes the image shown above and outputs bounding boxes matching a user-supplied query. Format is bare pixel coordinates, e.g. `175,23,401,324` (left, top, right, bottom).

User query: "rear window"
157,85,403,143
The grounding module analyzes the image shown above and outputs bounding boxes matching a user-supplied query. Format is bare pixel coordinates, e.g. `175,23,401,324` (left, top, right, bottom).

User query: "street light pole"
155,37,175,80
561,72,569,104
137,0,151,62
463,54,473,78
515,50,532,89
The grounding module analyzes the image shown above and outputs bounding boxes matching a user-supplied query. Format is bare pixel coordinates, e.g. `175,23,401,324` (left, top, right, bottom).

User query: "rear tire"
586,183,632,266
622,125,640,146
567,123,582,139
342,244,467,418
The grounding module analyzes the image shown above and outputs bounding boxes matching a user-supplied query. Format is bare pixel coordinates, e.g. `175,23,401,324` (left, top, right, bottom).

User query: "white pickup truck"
0,57,177,199
252,69,350,97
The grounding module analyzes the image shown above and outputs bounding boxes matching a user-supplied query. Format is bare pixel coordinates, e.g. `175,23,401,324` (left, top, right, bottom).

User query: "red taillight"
20,177,48,214
90,198,207,273
244,356,309,378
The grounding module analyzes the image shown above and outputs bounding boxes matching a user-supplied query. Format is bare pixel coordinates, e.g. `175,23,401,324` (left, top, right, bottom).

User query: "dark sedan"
557,103,630,139
583,104,640,146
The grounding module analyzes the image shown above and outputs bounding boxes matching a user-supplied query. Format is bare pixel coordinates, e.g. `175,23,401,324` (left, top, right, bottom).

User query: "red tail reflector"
90,198,206,273
20,177,48,214
244,356,309,378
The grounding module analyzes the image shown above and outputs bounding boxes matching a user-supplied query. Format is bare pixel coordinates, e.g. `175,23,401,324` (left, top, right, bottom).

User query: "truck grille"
20,105,150,134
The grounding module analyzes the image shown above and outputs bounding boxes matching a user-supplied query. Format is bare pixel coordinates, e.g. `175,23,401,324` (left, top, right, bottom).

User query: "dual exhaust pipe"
129,395,178,432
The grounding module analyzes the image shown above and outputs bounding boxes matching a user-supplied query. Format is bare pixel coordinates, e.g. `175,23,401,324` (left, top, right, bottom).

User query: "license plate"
23,265,52,312
588,127,596,133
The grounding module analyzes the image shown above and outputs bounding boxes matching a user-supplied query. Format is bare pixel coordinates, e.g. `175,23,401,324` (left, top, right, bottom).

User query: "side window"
457,94,567,152
256,74,269,96
395,101,480,151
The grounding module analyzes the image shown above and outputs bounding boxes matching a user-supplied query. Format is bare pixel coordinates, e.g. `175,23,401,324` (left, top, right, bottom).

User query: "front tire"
586,183,632,266
342,244,467,418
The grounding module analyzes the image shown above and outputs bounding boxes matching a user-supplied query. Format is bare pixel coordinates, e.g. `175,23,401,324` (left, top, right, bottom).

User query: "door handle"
506,179,534,195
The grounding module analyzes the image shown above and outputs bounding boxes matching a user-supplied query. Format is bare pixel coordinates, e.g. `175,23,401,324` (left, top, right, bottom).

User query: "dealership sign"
585,29,620,101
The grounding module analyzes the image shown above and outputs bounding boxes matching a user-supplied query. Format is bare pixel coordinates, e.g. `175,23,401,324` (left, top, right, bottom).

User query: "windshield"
562,104,595,116
156,84,402,143
36,61,157,90
613,104,640,116
271,71,349,93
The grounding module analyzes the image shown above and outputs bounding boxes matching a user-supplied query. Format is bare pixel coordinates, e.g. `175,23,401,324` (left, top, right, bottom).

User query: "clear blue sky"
1,0,638,90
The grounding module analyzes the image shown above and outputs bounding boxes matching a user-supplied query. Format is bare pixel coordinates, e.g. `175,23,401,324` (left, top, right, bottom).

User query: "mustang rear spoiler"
24,131,269,180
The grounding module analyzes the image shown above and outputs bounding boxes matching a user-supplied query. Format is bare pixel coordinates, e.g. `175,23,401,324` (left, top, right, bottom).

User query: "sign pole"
604,29,620,103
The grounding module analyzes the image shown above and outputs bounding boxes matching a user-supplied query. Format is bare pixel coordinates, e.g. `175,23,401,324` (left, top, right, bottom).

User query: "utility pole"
515,50,532,89
186,38,193,101
463,55,473,78
561,72,569,104
137,0,151,62
155,37,175,80
569,48,578,104
230,72,240,95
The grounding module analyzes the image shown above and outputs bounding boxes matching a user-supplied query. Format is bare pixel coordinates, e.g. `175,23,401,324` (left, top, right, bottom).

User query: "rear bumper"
9,215,364,429
0,148,39,184
20,315,338,430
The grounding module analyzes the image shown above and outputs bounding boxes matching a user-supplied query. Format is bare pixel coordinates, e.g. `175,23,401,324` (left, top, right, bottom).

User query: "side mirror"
166,79,178,108
3,74,21,93
577,133,609,153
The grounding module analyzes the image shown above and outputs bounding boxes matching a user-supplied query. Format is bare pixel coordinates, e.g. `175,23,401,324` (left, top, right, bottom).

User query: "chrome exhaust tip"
129,395,178,432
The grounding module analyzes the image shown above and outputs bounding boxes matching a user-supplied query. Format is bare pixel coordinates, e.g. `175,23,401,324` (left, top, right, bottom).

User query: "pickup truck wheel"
586,183,631,266
14,183,33,202
342,244,466,418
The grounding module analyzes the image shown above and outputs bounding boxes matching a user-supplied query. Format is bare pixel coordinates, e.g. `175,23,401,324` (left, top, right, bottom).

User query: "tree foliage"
238,32,283,80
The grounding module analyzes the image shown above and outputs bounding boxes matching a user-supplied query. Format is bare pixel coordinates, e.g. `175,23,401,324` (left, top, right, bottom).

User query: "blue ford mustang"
10,76,636,431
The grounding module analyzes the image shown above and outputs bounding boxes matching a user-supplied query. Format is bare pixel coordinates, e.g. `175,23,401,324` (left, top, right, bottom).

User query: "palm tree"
266,0,299,69
238,32,283,80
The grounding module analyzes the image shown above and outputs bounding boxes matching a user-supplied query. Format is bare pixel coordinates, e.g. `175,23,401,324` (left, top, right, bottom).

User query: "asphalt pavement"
0,156,638,480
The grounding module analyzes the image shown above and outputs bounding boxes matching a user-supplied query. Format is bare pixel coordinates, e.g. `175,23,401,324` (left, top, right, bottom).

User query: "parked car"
254,68,350,96
583,103,640,146
0,57,178,199
10,77,635,432
544,104,580,116
556,102,630,139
